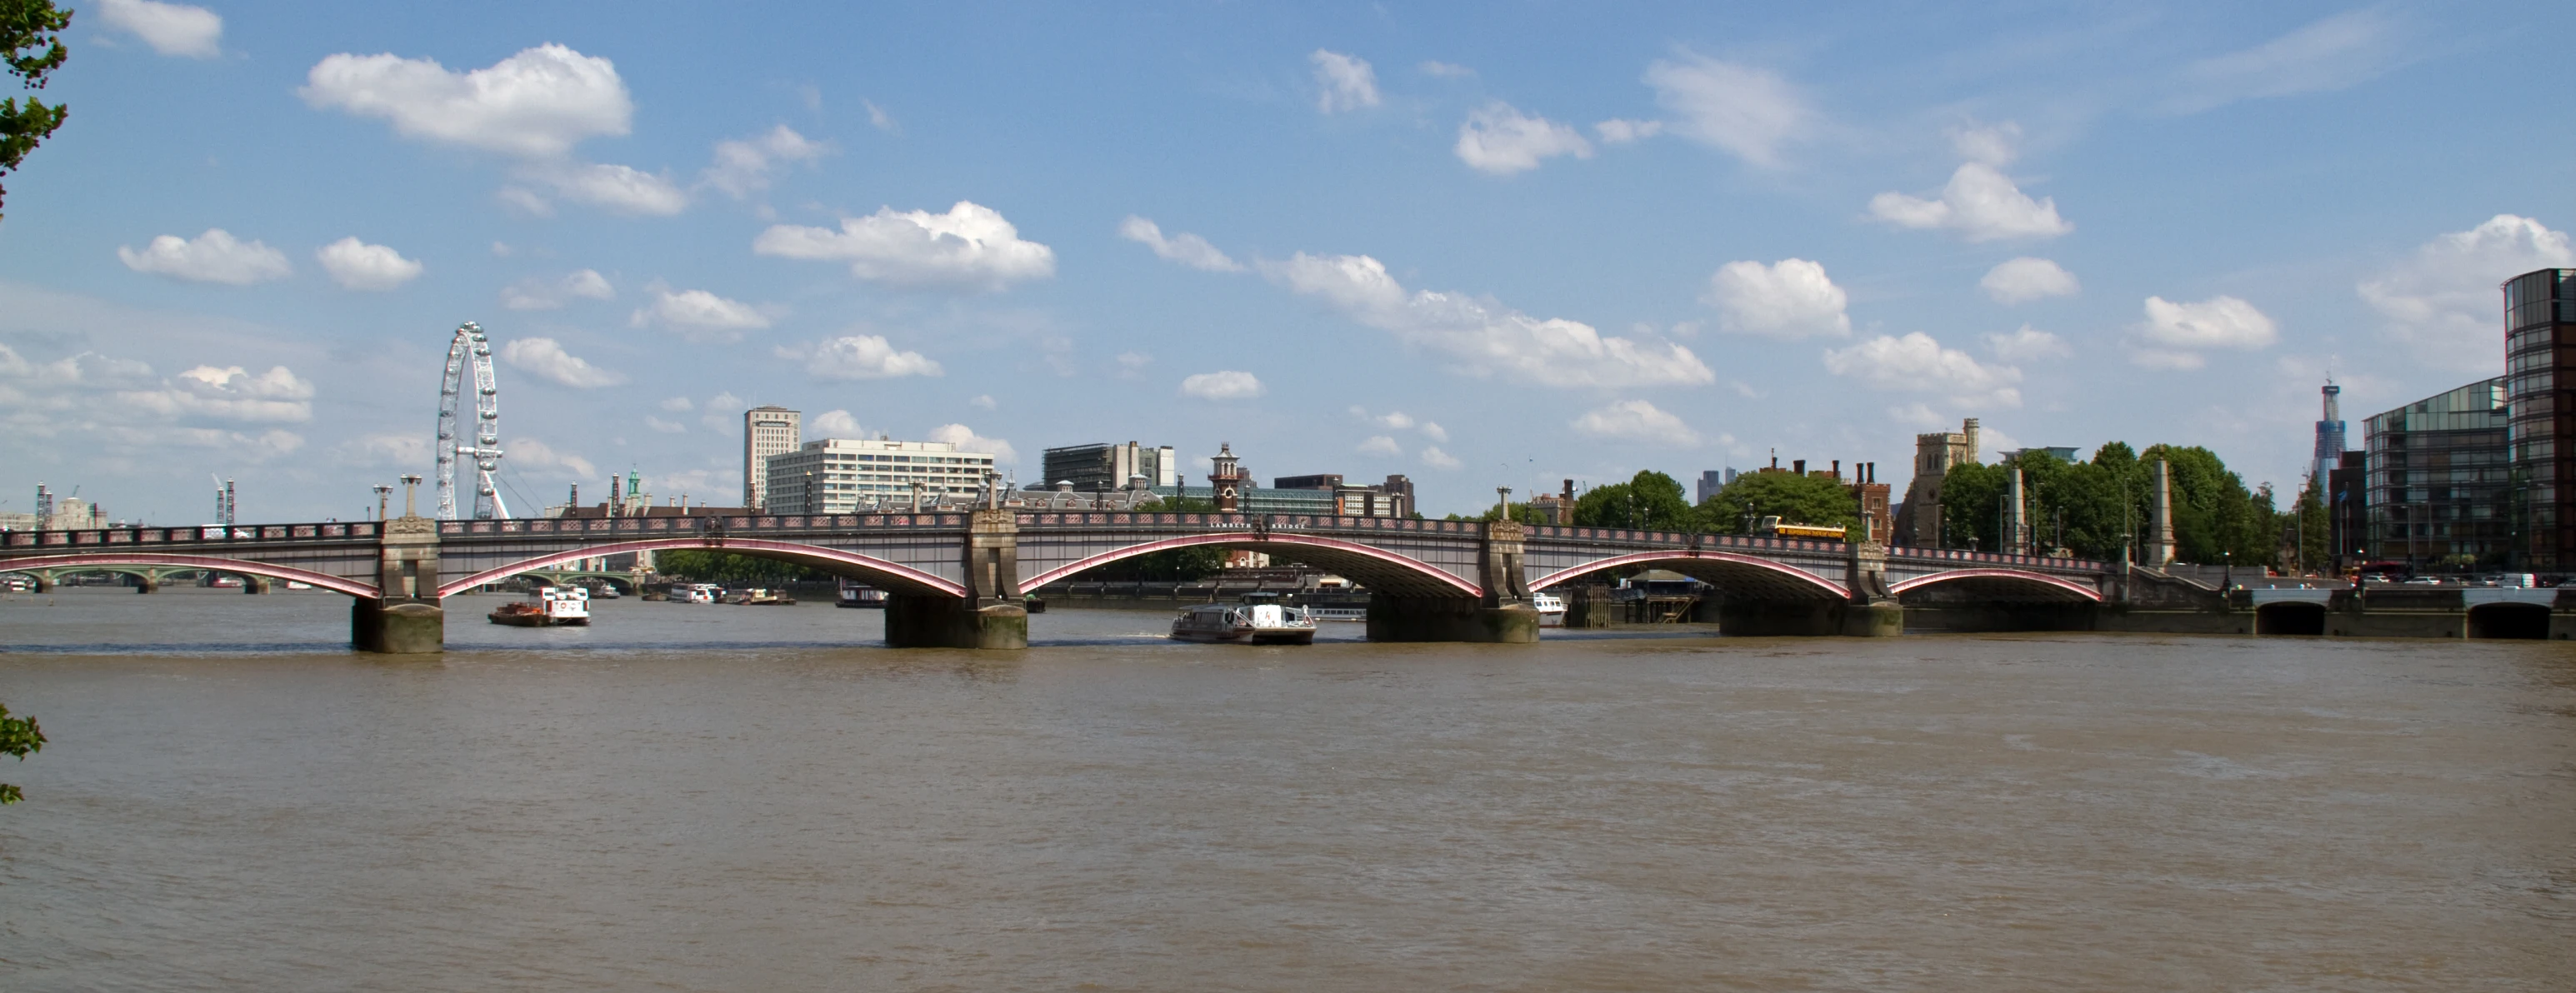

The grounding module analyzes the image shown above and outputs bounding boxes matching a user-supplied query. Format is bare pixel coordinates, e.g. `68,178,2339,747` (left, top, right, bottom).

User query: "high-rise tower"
742,406,801,510
2312,381,2346,487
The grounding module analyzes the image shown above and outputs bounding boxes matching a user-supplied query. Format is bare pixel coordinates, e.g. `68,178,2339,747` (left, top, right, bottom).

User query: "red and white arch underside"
1890,569,2103,602
0,552,378,598
1526,550,1849,600
438,537,966,599
1022,532,1483,597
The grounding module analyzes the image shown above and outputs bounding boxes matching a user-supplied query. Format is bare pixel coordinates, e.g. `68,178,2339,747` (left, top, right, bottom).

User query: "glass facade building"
2506,268,2576,570
2364,377,2512,566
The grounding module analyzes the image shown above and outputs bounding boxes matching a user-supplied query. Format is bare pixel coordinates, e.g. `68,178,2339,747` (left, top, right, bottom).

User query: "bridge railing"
436,513,971,536
2,521,380,550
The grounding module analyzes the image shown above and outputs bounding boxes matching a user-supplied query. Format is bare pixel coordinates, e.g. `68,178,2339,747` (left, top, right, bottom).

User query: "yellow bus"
1754,516,1847,541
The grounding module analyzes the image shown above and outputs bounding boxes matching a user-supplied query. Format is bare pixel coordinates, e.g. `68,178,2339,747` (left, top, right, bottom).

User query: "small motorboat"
490,586,590,626
1532,591,1566,627
728,588,794,606
1170,601,1316,645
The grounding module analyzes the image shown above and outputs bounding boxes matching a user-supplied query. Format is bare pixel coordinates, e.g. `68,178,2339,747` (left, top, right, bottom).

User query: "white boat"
1532,591,1566,627
492,585,590,626
1170,602,1317,645
669,583,722,604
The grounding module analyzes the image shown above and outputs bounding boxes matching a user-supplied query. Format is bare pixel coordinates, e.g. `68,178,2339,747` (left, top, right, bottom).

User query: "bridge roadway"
0,509,2114,651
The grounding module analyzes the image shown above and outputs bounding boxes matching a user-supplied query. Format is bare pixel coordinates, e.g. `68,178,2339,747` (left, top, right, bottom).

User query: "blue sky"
3,1,2571,521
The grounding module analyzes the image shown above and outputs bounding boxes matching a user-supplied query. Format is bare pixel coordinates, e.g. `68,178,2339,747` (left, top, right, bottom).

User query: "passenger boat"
1170,601,1317,645
728,587,794,606
668,583,722,604
489,586,591,626
1532,591,1566,627
836,581,887,608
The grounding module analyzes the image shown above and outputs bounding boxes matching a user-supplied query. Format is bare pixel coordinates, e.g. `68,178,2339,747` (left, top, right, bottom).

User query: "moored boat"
836,581,887,608
492,585,592,626
1532,591,1566,627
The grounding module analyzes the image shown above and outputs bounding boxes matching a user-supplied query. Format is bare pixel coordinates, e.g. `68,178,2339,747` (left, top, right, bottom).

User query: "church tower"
1209,442,1243,512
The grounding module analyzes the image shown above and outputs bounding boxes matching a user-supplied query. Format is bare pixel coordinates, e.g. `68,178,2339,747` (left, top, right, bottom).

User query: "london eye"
435,321,508,520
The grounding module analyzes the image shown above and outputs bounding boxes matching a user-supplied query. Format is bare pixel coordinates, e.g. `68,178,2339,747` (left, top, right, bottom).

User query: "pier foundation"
884,596,1028,649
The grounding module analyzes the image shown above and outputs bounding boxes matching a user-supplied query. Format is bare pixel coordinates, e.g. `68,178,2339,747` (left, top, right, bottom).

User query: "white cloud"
1357,435,1403,457
1180,370,1264,400
1870,162,2073,242
1265,252,1713,388
1351,407,1449,444
1703,258,1850,339
1980,257,2080,304
1594,118,1664,144
121,365,316,422
704,125,826,198
928,423,1016,463
116,229,293,285
753,201,1056,291
499,337,626,388
658,396,693,412
2360,215,2573,362
524,162,688,216
502,269,615,310
1948,120,2022,166
1643,54,1809,167
1572,399,1701,447
507,437,596,480
1454,102,1593,175
808,409,866,437
2165,9,2406,115
1310,50,1380,113
779,334,943,380
302,44,633,159
863,100,898,134
497,187,555,217
1984,325,2070,362
315,237,423,291
2127,295,2278,369
1419,447,1462,470
1418,61,1474,78
630,288,773,342
1823,332,2023,407
98,0,222,58
645,416,686,433
1118,216,1243,272
333,432,430,468
970,394,997,410
1419,421,1448,442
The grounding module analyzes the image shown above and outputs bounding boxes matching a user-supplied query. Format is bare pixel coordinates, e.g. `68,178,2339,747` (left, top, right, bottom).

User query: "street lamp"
1497,486,1512,523
373,484,393,521
398,474,423,518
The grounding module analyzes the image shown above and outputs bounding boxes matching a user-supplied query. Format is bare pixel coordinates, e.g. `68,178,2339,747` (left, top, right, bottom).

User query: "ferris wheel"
435,322,509,520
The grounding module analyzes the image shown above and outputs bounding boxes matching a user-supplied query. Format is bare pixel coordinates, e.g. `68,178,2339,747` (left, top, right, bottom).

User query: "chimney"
1793,459,1806,476
1562,478,1574,501
1831,459,1841,480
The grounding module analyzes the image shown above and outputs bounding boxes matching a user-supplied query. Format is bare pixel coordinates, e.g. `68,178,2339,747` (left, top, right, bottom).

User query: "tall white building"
742,406,801,510
765,437,998,513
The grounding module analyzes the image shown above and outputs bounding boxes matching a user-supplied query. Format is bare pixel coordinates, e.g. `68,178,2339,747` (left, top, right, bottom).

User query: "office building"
2364,377,2512,566
765,437,998,514
2312,382,2347,486
1893,418,1979,546
742,406,801,510
2328,449,2367,566
1274,472,1409,516
1039,442,1177,492
1693,469,1740,506
1273,473,1343,491
2507,267,2576,569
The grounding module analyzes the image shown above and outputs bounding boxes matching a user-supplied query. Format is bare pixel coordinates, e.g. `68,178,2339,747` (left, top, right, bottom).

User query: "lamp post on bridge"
1496,486,1512,523
398,475,423,518
373,484,393,521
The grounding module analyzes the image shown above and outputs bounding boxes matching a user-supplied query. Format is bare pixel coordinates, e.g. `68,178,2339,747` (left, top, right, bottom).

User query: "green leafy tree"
1,0,71,222
1940,442,2285,566
654,551,828,585
1706,470,1861,536
2292,472,2328,574
1573,471,1695,531
0,701,39,804
1084,546,1223,581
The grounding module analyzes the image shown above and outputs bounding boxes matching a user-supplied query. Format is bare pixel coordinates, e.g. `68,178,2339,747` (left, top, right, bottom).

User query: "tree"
653,550,828,585
2293,472,2328,574
1572,471,1695,531
1,0,72,223
1705,471,1858,536
0,701,39,804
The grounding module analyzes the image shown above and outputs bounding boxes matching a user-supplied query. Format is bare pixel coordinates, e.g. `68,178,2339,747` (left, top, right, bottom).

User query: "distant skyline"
3,1,2571,521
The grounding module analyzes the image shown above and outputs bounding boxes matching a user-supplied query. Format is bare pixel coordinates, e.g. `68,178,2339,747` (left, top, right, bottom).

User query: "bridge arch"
1890,569,2102,604
1023,532,1483,598
1527,551,1848,601
2467,601,2552,640
0,553,378,597
438,537,967,600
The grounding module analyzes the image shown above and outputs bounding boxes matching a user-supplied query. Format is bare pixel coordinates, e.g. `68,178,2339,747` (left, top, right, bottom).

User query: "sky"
3,0,2572,522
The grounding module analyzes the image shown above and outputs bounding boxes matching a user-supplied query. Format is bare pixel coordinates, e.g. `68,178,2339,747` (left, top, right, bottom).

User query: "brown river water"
1,586,2571,991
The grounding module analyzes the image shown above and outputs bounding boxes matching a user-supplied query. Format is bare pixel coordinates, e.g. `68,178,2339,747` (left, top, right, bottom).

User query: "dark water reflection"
2,588,2571,991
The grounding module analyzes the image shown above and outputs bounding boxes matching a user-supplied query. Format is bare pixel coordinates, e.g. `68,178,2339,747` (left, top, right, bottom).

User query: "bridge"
0,507,2121,651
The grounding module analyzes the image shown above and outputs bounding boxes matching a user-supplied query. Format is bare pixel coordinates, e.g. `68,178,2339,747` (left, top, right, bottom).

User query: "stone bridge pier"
1365,521,1539,643
883,509,1028,650
1708,541,1901,636
353,516,443,654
